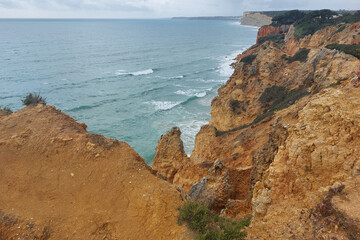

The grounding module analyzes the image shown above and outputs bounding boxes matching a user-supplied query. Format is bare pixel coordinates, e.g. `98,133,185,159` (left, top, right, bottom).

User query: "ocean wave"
197,78,227,83
155,75,184,80
177,119,209,155
116,68,154,76
145,101,182,111
216,48,248,77
169,75,184,79
175,89,207,98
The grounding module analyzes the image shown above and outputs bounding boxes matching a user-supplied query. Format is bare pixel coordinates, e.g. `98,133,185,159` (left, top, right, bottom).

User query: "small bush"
284,48,310,63
257,34,285,45
178,201,248,240
178,201,213,234
335,25,346,34
240,54,256,66
271,10,306,26
325,43,360,59
22,93,46,106
0,107,13,115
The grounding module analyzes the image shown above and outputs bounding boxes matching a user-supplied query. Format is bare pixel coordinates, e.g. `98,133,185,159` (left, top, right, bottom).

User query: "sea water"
0,19,258,164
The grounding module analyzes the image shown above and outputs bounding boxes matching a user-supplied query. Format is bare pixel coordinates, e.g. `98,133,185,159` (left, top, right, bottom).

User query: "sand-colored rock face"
152,127,190,182
248,85,360,239
0,105,191,240
153,22,360,239
210,23,360,132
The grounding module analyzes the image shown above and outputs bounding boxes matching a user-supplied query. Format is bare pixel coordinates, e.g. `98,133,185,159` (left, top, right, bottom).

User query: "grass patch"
282,48,310,63
325,43,360,59
22,93,46,106
240,54,256,66
178,201,249,240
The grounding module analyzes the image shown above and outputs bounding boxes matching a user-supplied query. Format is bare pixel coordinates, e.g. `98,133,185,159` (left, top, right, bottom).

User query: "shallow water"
0,19,258,163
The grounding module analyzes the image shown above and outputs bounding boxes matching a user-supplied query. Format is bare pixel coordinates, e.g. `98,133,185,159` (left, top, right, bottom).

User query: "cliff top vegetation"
270,9,360,38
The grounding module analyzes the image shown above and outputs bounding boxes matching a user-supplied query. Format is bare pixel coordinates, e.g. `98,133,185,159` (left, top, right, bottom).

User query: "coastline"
1,13,359,239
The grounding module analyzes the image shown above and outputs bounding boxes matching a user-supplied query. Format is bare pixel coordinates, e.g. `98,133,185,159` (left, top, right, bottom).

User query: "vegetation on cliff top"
0,107,13,115
325,44,360,59
270,9,360,39
22,93,46,106
178,201,249,240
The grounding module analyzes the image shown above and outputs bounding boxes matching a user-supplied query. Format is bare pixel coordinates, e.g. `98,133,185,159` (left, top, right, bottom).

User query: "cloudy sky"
0,0,359,18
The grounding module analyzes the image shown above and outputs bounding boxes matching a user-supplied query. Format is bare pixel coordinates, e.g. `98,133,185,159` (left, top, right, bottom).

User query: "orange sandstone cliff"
1,21,360,240
0,105,192,239
153,22,360,239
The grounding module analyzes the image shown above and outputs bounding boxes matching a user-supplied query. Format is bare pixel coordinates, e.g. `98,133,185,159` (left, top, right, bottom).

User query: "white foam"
175,89,207,98
116,69,154,76
197,78,227,83
145,100,181,111
229,21,241,26
131,69,154,76
216,48,248,77
178,119,209,156
170,75,184,79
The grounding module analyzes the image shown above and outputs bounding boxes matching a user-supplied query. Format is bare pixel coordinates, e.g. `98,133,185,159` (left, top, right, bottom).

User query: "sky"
0,0,359,18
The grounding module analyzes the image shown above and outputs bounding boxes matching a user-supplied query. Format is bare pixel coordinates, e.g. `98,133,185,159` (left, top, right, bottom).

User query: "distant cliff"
240,12,272,27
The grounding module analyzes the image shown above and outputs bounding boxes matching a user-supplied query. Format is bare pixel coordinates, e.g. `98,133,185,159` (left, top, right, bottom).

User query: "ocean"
0,19,258,164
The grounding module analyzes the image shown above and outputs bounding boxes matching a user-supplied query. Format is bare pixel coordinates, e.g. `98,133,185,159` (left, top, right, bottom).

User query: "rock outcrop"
153,22,360,239
248,85,360,239
256,25,290,43
152,127,190,182
0,105,191,239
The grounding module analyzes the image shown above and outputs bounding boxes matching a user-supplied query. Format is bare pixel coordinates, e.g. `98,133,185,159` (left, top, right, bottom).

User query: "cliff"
0,105,191,239
154,21,360,239
241,12,272,27
1,18,360,240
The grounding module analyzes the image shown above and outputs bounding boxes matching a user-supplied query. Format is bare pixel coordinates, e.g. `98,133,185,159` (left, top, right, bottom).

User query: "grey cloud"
0,0,359,18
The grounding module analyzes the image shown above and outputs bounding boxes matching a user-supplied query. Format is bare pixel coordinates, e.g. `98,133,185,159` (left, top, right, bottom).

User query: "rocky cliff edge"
153,22,360,239
0,105,192,239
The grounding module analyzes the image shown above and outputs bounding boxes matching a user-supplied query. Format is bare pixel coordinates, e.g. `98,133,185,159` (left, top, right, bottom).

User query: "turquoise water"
0,19,257,163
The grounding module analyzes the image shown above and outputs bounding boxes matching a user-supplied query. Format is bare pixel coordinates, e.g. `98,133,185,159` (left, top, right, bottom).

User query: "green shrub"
269,9,360,40
254,87,309,124
259,86,287,108
257,34,284,45
335,25,346,34
325,43,360,59
178,201,248,240
294,9,337,38
240,54,256,66
271,10,306,26
178,201,213,234
22,93,46,106
0,107,12,115
283,48,310,63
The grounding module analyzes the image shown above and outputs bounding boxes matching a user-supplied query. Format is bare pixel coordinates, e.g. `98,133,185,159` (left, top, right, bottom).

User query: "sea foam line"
145,100,182,111
116,69,154,76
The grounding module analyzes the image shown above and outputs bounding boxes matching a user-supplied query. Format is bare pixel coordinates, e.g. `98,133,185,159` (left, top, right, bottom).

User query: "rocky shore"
1,18,360,239
153,21,360,239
